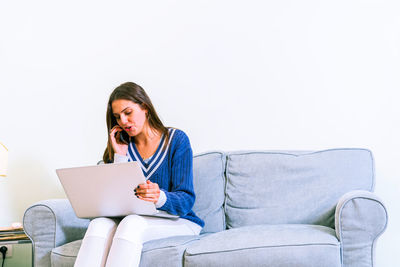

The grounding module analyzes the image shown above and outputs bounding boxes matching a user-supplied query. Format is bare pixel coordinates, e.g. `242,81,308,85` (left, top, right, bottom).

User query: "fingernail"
134,189,136,192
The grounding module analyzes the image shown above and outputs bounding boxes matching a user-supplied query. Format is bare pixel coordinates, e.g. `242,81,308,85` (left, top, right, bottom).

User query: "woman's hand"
135,180,160,203
109,125,129,156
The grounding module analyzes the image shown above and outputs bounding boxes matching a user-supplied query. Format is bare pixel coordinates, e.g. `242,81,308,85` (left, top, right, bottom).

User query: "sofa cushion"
51,240,81,267
225,148,374,229
184,224,341,267
192,151,226,233
140,235,202,267
51,235,202,267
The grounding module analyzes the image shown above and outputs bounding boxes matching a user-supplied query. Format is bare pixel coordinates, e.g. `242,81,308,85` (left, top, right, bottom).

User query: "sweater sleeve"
158,136,196,216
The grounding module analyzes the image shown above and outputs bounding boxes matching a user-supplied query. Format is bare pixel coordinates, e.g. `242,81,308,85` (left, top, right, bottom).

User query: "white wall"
1,1,399,265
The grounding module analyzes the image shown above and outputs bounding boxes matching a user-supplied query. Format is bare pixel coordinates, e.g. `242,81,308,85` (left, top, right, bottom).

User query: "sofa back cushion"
224,149,374,229
192,151,226,233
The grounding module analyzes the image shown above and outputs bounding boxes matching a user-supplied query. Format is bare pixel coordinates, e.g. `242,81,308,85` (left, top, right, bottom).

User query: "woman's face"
111,99,148,136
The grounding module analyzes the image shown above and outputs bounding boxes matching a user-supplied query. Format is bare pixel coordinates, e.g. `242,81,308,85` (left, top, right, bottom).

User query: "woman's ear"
141,104,149,117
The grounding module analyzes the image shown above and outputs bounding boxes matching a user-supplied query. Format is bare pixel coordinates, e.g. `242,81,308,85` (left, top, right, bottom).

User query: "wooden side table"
0,228,32,267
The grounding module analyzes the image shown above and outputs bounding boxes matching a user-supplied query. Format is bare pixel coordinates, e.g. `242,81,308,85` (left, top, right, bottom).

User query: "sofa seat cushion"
140,235,202,267
51,235,202,267
51,240,81,267
184,224,341,267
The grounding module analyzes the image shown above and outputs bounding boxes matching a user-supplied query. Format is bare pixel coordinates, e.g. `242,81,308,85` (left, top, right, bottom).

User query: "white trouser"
74,215,201,267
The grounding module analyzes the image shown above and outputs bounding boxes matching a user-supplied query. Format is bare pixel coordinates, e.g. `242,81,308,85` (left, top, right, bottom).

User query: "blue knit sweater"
125,128,204,228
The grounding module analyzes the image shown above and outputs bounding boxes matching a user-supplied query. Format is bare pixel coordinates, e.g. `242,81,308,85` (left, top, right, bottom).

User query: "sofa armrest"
23,199,90,267
335,190,388,267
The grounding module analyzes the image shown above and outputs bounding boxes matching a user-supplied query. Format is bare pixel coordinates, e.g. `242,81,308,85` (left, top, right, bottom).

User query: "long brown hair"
103,82,169,163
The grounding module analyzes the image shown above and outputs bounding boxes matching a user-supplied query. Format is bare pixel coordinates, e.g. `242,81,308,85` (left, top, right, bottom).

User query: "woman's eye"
125,111,132,116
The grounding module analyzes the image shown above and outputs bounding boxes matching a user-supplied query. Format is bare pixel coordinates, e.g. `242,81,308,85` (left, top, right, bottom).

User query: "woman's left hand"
135,180,160,203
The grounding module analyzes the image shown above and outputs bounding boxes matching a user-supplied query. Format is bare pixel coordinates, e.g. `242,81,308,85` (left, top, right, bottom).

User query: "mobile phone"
117,130,130,145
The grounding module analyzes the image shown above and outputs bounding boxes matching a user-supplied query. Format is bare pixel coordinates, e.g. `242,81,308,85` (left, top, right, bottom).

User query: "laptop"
56,162,179,219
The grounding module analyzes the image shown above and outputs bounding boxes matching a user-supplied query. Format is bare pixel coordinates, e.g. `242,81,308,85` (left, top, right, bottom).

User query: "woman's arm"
159,135,196,216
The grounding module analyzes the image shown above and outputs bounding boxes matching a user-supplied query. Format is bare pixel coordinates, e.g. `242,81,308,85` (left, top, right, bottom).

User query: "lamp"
0,142,8,177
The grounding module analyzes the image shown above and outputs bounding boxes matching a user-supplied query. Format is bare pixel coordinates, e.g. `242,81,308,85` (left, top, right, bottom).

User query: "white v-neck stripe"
129,142,145,170
128,132,166,172
127,128,176,179
145,129,176,179
147,136,167,170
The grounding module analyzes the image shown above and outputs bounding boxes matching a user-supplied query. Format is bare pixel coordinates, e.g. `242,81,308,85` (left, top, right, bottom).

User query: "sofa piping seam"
143,237,202,253
51,251,77,258
226,148,370,157
368,150,375,191
223,154,230,229
23,208,36,267
338,196,388,267
23,203,58,267
220,152,227,231
193,151,224,158
185,242,340,257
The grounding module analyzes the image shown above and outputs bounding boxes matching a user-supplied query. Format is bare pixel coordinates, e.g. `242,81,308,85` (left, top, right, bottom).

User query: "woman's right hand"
109,125,129,156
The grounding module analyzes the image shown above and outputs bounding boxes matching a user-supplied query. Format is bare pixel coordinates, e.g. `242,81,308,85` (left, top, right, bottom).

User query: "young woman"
74,82,204,267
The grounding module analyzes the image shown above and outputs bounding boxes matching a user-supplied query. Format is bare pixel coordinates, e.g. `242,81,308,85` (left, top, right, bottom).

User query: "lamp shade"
0,142,8,177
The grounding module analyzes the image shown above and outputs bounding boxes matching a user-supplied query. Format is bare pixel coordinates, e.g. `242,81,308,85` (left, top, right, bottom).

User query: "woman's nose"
120,115,128,124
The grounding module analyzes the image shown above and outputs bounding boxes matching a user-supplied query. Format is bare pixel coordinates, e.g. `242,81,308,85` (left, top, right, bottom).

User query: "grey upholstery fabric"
225,149,374,229
335,190,388,267
184,224,341,267
23,199,90,267
192,151,226,233
140,235,202,267
51,240,80,267
51,236,203,267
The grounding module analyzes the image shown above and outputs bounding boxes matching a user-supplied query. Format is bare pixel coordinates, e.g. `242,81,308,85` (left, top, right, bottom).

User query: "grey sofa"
23,148,388,267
